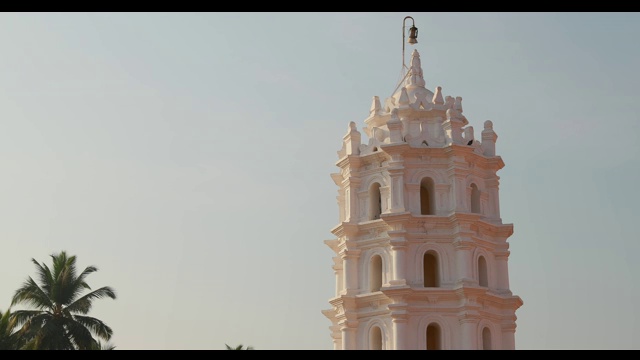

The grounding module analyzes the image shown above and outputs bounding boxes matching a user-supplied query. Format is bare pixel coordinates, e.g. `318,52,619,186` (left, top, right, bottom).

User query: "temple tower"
322,46,523,350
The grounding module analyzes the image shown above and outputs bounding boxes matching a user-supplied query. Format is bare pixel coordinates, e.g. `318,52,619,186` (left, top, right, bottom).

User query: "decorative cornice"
379,142,410,156
324,238,340,253
380,211,413,224
330,222,359,238
335,154,363,170
330,172,343,187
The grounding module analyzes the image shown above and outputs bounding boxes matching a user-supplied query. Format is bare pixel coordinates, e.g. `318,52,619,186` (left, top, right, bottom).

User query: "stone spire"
405,49,426,88
385,49,433,112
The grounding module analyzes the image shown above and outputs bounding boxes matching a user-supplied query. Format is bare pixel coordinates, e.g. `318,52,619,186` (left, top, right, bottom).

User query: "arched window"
420,177,435,215
369,183,382,220
482,327,492,350
426,323,441,350
470,183,481,214
369,255,383,292
478,256,488,287
423,252,439,287
370,326,383,350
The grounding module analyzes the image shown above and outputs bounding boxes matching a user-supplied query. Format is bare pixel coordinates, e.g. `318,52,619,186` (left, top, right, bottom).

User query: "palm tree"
0,308,23,350
10,251,117,350
225,343,254,350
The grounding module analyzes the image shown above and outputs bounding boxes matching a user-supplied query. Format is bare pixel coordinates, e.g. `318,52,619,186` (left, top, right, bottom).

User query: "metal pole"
402,16,415,72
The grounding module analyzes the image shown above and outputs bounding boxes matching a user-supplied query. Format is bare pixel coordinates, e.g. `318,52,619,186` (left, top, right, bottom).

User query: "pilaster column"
388,231,408,286
459,314,479,350
453,174,467,212
388,154,406,213
390,308,408,350
380,185,391,214
341,248,361,295
485,178,501,219
332,256,343,295
406,183,420,214
340,320,359,350
501,322,517,350
345,177,361,222
454,238,474,285
495,250,510,292
434,183,451,214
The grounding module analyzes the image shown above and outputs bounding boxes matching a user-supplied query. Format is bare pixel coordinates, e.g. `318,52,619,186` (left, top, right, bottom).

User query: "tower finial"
405,49,425,88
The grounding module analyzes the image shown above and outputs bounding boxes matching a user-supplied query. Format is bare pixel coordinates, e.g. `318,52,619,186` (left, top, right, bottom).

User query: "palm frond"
0,308,22,350
73,315,113,341
99,341,116,350
66,297,91,315
0,308,12,335
32,258,54,296
76,266,98,289
60,265,96,314
37,317,75,350
12,313,45,349
11,277,54,310
10,309,48,329
67,266,96,305
51,252,79,306
66,286,116,315
20,337,40,350
51,252,74,280
90,339,116,350
65,317,98,350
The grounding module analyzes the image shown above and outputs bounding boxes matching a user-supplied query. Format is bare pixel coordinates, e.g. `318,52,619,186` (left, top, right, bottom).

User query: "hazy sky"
1,12,639,350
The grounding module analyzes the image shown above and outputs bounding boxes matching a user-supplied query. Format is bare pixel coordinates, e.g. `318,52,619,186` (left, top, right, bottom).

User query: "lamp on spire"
402,16,418,71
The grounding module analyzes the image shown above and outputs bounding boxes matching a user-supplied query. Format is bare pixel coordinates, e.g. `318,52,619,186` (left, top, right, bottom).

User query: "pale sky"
1,12,639,350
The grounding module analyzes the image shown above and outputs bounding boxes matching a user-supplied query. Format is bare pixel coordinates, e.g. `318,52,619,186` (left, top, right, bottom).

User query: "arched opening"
369,182,382,220
369,255,383,292
482,327,492,350
470,183,481,214
426,323,441,350
478,256,488,287
370,326,383,350
423,252,439,288
420,177,435,215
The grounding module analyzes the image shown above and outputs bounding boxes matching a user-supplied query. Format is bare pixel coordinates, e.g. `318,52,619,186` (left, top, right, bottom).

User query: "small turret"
481,120,497,156
432,86,444,105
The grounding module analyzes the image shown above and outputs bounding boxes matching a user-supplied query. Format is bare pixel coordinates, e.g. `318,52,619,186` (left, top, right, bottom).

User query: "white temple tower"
322,46,523,350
